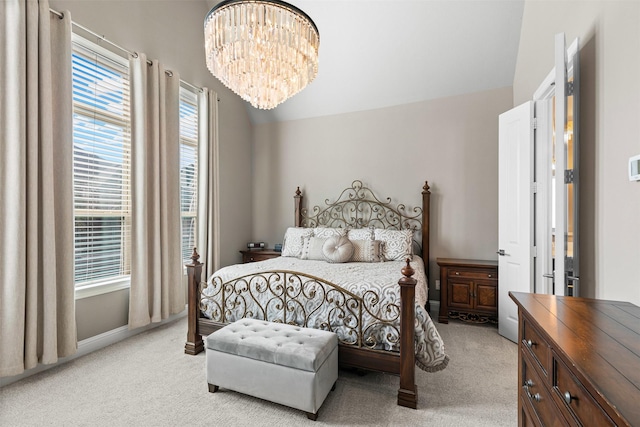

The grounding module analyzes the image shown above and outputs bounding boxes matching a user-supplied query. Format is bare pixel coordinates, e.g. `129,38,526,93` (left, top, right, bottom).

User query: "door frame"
532,37,579,296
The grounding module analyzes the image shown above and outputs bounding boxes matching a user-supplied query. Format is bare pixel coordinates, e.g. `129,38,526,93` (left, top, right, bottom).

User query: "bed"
184,180,449,408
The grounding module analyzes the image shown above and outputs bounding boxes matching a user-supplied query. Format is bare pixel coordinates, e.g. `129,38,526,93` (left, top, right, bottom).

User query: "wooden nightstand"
436,258,498,324
240,249,281,263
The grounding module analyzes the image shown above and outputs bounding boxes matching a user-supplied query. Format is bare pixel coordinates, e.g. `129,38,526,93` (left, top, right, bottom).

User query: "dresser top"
510,292,640,425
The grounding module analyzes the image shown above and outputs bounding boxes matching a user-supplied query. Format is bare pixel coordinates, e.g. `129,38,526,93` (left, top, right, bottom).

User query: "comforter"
200,255,448,372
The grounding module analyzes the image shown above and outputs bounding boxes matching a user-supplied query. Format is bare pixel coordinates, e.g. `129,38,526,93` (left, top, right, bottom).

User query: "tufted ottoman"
206,318,338,420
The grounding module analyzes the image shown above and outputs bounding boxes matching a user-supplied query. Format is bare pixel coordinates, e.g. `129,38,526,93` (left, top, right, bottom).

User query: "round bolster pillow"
322,235,354,263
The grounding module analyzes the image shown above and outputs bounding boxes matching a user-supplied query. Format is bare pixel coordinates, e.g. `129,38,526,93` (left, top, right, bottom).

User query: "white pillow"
347,227,374,241
322,236,355,263
281,227,313,258
300,236,328,260
313,227,346,239
350,239,384,263
374,228,413,261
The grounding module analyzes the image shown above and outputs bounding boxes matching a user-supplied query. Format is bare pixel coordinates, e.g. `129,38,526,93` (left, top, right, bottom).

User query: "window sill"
75,277,130,300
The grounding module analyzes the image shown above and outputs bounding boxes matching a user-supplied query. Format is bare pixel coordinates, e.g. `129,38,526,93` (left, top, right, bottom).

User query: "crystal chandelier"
204,0,320,110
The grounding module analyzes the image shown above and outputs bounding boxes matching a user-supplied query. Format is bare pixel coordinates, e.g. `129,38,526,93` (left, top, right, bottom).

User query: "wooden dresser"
509,292,640,426
437,258,498,324
240,249,280,263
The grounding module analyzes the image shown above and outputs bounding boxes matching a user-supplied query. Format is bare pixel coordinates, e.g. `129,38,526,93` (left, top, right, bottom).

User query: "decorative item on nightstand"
247,242,266,249
436,258,498,325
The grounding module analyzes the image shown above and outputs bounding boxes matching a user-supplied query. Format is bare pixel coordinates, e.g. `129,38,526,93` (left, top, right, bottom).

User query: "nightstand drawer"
447,268,497,280
240,250,280,263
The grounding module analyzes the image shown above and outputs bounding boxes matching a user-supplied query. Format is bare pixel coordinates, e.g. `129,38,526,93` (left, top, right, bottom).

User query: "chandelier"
204,0,320,110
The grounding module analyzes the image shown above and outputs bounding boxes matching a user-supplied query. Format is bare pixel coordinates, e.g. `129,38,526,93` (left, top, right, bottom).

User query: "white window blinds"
71,37,131,286
179,88,198,263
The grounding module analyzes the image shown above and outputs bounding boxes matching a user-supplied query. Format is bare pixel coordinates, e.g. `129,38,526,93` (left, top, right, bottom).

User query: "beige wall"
252,86,513,299
51,0,253,337
514,0,640,304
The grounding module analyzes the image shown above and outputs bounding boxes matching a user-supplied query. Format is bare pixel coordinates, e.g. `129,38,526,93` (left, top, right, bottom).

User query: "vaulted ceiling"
206,0,525,124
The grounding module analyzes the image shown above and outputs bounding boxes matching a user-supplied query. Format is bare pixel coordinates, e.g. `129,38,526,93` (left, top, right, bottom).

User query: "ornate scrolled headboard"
293,180,431,271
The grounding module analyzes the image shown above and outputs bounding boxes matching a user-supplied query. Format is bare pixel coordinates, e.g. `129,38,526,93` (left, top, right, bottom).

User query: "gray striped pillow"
350,239,384,263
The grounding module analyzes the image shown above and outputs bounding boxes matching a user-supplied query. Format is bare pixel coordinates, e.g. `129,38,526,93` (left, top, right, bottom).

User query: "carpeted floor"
0,317,517,426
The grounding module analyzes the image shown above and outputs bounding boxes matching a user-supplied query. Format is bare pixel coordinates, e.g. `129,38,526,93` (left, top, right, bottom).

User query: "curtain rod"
50,8,202,94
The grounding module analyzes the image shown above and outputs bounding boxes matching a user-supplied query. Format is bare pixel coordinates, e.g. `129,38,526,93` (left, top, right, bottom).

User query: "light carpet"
0,317,517,426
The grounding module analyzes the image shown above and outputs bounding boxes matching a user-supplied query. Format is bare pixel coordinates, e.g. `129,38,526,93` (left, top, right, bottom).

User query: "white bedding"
200,255,449,372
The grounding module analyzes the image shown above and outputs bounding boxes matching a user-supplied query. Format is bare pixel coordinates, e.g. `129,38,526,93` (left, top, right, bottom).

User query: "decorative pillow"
322,236,355,263
300,236,328,260
350,239,384,263
374,228,413,261
281,227,313,258
347,227,374,241
312,227,347,239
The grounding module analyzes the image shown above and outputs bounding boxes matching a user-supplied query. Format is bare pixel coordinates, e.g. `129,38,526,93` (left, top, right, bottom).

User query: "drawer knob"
524,379,534,388
526,339,535,348
488,274,492,278
525,388,542,403
455,272,460,275
564,391,573,404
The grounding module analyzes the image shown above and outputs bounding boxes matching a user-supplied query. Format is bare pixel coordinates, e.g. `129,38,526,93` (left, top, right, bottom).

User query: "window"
179,88,198,263
71,36,131,289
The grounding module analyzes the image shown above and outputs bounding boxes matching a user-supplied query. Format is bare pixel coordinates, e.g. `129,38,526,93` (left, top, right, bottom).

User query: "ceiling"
208,0,525,124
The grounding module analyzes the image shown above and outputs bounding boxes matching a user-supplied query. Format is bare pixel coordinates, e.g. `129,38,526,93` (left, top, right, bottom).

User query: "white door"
498,101,534,343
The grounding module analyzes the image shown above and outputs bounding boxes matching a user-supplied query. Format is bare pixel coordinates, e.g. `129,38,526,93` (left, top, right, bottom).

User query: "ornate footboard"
184,248,418,409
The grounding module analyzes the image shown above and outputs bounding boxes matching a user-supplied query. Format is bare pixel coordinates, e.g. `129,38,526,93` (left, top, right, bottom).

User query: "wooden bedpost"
422,181,431,312
397,259,418,409
294,186,303,227
185,247,204,355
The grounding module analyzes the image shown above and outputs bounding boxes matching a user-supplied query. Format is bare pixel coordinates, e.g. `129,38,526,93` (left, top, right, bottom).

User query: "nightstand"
436,258,498,324
240,249,281,263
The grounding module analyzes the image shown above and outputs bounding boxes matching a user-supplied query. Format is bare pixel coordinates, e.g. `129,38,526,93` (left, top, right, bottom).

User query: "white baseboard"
1,309,187,388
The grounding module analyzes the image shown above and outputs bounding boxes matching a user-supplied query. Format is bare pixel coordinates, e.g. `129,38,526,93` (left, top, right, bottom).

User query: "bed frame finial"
401,259,415,279
189,247,201,266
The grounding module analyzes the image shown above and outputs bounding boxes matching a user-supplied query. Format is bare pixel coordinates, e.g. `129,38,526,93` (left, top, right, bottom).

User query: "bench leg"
208,384,219,393
306,411,318,421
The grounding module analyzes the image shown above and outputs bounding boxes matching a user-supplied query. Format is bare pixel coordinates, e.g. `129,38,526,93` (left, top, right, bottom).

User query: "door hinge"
564,169,574,184
567,81,574,96
533,246,537,257
532,117,538,130
532,182,538,193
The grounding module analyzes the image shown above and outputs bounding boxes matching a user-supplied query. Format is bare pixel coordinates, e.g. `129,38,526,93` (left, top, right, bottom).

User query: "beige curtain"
197,89,220,278
0,1,76,377
128,54,184,329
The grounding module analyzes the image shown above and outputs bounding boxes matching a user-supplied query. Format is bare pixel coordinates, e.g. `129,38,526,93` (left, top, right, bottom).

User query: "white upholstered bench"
206,318,338,420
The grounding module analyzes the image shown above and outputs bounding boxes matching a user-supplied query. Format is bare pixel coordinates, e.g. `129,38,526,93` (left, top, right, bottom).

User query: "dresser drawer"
552,352,615,426
447,267,497,280
521,350,567,427
522,317,550,377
